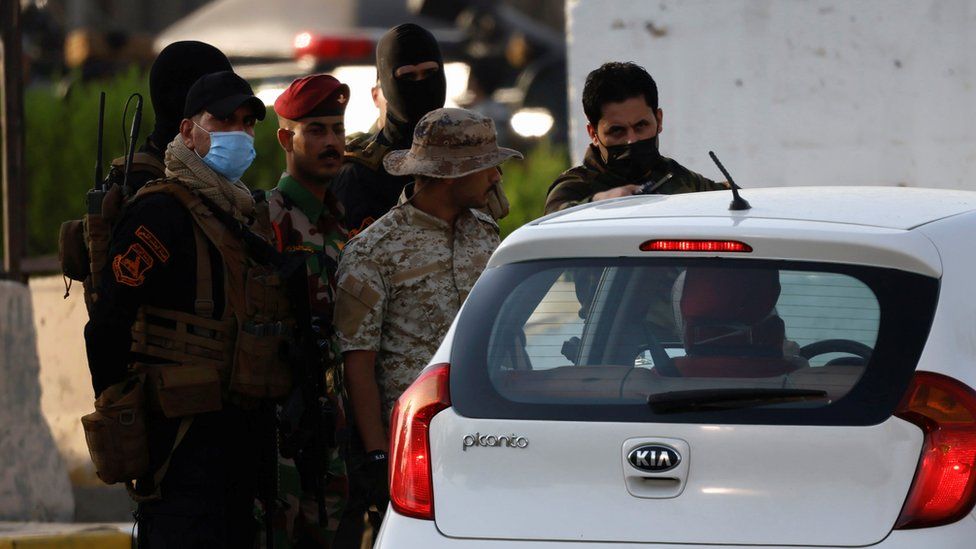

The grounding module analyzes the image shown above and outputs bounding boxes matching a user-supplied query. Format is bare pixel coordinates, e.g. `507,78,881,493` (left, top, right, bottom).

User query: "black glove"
363,450,390,511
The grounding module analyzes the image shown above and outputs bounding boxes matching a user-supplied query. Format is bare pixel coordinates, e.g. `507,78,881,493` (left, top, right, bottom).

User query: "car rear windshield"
451,258,939,425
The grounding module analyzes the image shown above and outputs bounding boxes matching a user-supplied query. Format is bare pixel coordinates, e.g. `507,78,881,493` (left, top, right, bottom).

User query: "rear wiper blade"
647,388,829,414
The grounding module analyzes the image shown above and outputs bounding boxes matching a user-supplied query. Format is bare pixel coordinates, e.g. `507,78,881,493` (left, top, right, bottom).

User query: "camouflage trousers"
257,391,349,548
271,448,348,548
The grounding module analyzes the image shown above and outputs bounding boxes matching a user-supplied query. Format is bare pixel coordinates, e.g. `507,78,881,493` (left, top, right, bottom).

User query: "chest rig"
130,180,294,403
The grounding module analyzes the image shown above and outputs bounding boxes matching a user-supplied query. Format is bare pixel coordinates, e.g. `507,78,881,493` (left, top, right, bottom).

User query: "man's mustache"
319,148,341,160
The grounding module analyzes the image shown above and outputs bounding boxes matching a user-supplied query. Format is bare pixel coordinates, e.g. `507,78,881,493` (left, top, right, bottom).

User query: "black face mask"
376,24,446,136
601,136,664,181
148,41,231,149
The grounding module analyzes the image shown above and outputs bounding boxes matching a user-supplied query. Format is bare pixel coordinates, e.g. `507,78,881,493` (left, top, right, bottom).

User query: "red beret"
274,74,350,120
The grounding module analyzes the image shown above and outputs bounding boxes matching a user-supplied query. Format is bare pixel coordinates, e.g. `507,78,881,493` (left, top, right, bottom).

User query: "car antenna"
709,151,751,211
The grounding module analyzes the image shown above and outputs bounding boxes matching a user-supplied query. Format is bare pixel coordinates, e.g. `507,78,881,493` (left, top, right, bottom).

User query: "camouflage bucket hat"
384,108,523,178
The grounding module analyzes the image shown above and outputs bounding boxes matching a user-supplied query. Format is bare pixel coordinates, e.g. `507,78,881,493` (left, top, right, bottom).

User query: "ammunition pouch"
143,363,223,418
81,376,150,484
58,219,89,281
230,266,294,399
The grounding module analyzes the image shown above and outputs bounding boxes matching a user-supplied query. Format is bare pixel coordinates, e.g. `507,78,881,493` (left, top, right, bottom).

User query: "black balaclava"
376,24,446,144
147,41,232,151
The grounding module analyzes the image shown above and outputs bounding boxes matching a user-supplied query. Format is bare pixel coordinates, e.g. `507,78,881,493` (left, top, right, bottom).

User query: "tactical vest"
130,180,293,401
80,178,294,490
343,132,391,172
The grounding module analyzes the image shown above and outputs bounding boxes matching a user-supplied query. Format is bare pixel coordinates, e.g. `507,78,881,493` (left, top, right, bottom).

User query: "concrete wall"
566,0,976,189
0,280,73,521
28,276,98,489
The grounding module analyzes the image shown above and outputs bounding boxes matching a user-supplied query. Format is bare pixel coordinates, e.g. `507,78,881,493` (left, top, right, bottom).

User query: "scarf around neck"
164,136,255,219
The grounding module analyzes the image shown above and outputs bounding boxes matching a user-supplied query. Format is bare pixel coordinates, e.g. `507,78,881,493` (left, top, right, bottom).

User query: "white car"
376,186,976,548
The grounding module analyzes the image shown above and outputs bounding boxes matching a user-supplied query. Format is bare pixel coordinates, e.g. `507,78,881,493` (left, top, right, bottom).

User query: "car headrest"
680,268,781,324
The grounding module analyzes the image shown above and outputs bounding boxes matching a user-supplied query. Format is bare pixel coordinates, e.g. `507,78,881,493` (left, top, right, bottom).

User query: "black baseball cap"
183,70,266,120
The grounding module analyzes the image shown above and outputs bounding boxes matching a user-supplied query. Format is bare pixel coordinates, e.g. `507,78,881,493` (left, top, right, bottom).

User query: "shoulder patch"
135,225,170,262
346,215,377,239
112,243,154,287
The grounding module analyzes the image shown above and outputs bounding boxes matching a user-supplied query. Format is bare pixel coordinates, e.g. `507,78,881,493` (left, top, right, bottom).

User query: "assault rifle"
192,192,337,534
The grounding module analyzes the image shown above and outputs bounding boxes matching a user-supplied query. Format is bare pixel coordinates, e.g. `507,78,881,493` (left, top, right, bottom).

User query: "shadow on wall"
0,279,74,521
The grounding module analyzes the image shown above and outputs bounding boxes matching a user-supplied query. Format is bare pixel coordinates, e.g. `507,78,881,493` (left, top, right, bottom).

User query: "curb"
0,526,131,548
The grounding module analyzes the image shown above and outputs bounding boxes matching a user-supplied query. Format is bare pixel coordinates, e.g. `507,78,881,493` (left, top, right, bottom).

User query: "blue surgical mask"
194,122,256,181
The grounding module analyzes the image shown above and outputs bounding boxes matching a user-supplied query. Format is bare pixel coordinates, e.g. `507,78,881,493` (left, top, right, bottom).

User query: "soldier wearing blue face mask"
83,70,276,547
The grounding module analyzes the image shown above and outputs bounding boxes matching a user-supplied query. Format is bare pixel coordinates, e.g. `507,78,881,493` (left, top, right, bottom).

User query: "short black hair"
582,62,659,126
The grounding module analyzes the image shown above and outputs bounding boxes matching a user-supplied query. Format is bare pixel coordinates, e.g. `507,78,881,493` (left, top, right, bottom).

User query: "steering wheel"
639,331,680,376
799,339,873,365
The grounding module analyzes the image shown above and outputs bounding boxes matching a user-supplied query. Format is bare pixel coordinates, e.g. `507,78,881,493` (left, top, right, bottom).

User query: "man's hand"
343,350,388,452
364,450,390,511
592,184,640,202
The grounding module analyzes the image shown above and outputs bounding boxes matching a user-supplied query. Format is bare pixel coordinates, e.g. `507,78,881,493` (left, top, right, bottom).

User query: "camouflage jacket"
544,144,726,215
334,188,500,420
267,174,348,325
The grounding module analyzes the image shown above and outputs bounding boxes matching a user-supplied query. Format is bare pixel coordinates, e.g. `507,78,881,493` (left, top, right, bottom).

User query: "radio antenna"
121,93,144,198
94,92,105,190
709,151,751,211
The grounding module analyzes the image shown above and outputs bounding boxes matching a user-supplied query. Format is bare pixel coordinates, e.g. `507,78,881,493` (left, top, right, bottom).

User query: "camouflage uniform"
333,108,517,547
335,108,518,416
335,190,499,418
544,144,726,214
267,174,348,547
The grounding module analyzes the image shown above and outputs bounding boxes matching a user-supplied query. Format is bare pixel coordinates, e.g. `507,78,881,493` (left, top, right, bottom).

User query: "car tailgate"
429,410,922,546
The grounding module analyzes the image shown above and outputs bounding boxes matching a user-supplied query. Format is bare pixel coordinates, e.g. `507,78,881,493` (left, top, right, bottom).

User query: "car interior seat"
672,267,806,378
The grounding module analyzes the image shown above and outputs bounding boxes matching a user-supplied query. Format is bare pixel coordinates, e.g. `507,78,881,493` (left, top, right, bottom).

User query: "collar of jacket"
276,173,343,223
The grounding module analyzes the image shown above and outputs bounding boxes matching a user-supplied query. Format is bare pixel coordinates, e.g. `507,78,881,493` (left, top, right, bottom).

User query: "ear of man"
179,118,195,149
276,126,295,153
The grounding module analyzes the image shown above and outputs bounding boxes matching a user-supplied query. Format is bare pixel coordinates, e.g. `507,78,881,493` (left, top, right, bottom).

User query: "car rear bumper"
376,508,976,548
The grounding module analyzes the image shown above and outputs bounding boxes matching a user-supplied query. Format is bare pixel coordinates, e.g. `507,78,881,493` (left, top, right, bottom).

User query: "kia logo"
628,445,680,472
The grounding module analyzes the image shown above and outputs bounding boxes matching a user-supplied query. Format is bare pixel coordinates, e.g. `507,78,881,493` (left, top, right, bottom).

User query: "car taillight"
639,239,753,252
389,363,451,520
293,33,374,60
894,371,976,529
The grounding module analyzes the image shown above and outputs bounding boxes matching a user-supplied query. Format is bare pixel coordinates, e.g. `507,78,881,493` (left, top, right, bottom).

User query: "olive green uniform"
544,144,726,215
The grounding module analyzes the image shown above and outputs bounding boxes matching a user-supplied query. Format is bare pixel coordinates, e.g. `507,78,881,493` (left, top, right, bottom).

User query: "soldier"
544,61,726,215
113,40,233,194
333,108,522,545
545,62,727,340
84,70,283,547
267,73,351,547
330,23,446,235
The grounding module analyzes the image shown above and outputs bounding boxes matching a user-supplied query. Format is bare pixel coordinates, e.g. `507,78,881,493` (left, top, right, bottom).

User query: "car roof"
535,186,976,230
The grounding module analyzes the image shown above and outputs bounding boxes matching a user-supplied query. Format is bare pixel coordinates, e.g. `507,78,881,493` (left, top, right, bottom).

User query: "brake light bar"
389,363,451,520
894,371,976,529
294,32,374,60
640,239,753,253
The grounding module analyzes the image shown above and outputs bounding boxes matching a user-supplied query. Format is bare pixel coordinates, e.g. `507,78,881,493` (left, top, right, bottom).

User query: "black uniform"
84,192,261,548
331,124,413,235
331,23,446,236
